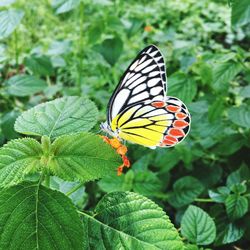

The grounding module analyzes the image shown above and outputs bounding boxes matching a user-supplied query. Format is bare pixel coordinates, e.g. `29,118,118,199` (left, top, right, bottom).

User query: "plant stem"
77,1,84,91
14,29,19,67
194,198,214,203
66,183,84,196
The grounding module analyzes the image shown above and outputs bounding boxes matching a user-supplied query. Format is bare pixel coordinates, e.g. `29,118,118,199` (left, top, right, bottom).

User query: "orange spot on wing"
151,101,166,108
164,135,178,143
169,128,185,137
166,105,181,112
176,112,187,119
173,120,189,128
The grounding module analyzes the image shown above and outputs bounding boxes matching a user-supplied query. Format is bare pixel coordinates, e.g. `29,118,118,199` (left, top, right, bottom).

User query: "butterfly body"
101,45,191,149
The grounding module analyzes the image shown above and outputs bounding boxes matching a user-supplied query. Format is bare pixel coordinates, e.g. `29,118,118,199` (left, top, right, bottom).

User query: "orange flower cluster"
100,136,130,176
144,25,153,32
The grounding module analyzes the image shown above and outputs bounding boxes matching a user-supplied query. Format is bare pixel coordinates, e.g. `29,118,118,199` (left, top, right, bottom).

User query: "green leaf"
169,176,204,208
49,132,122,182
168,72,197,104
52,0,81,14
24,55,54,76
82,191,184,250
239,85,250,98
225,194,248,220
228,104,250,128
0,138,42,188
0,9,24,39
212,134,245,156
98,171,134,193
99,170,163,197
15,96,98,138
208,186,230,203
153,148,180,172
231,0,250,27
213,61,242,92
208,97,224,122
0,110,20,140
226,164,250,188
221,223,245,244
50,176,87,208
181,205,216,245
94,37,123,66
0,182,83,249
4,75,47,97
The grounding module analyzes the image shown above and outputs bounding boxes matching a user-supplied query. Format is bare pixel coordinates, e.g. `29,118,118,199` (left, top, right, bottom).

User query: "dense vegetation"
0,0,249,249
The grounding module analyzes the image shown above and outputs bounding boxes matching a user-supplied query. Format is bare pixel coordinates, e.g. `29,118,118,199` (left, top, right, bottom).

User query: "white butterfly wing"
107,45,167,125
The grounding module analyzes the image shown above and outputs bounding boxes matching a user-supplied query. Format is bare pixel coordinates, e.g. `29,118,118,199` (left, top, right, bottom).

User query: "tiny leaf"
181,205,216,245
225,194,248,220
169,176,204,208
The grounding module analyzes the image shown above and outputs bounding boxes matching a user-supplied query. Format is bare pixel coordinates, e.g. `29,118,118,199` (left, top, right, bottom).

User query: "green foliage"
82,192,184,250
15,96,98,138
0,0,250,248
0,182,83,249
0,9,24,39
181,205,216,245
168,176,204,208
4,75,47,96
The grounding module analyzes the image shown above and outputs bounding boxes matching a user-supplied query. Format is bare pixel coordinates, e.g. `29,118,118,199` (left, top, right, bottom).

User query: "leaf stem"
14,29,19,67
66,183,84,196
194,198,214,203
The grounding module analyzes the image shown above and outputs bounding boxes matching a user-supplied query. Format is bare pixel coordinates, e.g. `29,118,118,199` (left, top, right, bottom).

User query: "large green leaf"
168,73,197,104
228,104,250,128
226,165,250,188
94,37,123,66
4,75,47,97
52,0,81,14
168,176,204,208
225,194,248,220
181,205,216,245
24,55,54,76
0,9,24,39
49,132,122,182
0,138,42,188
212,61,242,92
231,0,250,27
0,182,83,249
15,96,98,138
82,192,184,250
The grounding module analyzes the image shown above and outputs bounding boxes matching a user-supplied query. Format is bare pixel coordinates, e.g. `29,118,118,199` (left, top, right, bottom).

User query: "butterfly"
101,45,191,149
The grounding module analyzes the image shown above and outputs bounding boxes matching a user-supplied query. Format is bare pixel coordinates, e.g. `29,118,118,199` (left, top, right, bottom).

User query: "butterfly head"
100,121,119,138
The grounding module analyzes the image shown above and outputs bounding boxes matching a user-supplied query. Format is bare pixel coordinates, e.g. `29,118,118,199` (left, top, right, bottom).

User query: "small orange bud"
116,145,128,155
122,155,130,168
144,25,153,32
110,138,121,149
117,165,124,176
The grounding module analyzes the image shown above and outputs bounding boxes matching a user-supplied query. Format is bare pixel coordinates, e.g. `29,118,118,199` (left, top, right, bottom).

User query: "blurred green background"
0,0,250,249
